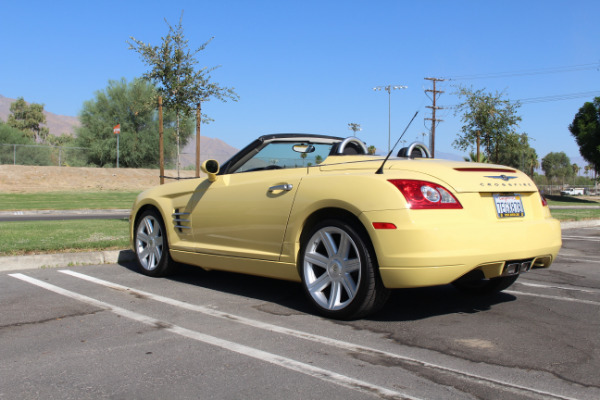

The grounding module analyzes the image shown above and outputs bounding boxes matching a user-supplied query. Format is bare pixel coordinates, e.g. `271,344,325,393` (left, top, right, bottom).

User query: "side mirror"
201,159,220,182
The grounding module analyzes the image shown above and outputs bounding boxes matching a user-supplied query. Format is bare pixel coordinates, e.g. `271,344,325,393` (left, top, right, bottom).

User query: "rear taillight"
540,192,548,207
389,179,463,209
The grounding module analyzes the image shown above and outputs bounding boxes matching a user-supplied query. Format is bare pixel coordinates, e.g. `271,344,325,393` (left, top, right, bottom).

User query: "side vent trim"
173,210,191,231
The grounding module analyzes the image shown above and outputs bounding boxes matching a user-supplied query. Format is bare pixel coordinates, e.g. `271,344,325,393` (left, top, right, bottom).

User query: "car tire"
134,209,174,277
452,274,518,295
299,219,390,320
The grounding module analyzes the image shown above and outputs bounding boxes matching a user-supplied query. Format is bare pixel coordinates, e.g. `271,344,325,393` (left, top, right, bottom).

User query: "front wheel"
299,219,389,320
134,209,174,277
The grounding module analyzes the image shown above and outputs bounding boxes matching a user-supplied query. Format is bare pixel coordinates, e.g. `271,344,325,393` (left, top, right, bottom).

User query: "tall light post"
373,85,407,152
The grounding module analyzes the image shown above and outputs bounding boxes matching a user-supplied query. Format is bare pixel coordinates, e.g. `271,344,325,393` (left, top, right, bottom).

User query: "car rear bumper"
361,210,562,288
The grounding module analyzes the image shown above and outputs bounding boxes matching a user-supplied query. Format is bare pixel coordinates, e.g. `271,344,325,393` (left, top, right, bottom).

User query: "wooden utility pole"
424,77,445,157
159,96,164,185
196,102,201,178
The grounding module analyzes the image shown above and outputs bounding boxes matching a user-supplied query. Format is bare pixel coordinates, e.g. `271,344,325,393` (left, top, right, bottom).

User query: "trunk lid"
320,156,537,194
387,159,537,193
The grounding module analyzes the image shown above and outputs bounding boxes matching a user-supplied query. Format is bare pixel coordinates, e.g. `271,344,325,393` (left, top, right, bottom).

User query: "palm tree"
463,151,488,163
348,123,362,137
525,151,539,177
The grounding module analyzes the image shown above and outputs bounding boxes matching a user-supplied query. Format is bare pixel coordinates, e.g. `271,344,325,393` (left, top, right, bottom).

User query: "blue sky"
1,0,599,164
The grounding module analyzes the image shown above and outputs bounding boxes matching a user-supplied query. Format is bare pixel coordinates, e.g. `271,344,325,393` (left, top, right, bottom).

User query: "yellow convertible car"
130,134,561,319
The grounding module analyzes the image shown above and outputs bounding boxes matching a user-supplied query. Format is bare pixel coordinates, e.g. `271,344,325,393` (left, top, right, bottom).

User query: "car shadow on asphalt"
371,286,517,322
117,259,517,322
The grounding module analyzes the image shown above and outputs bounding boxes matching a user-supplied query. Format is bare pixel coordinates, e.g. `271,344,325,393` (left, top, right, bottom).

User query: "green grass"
0,219,130,256
545,194,600,206
0,191,140,211
544,194,600,221
549,208,600,222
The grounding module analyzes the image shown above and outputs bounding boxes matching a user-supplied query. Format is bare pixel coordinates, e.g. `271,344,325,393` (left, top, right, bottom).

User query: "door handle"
268,184,293,192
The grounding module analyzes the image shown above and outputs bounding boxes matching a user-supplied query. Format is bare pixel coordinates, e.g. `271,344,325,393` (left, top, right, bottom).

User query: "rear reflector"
373,222,397,230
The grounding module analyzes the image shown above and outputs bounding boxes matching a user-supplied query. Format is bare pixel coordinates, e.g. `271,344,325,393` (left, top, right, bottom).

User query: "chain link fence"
538,185,600,196
1,143,235,169
0,144,90,167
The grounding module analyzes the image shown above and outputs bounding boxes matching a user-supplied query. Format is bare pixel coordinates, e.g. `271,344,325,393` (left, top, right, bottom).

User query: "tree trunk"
196,102,201,178
159,96,164,185
176,112,180,179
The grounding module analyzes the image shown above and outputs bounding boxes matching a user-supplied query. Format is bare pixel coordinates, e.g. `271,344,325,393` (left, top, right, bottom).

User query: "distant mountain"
0,94,80,136
180,136,238,165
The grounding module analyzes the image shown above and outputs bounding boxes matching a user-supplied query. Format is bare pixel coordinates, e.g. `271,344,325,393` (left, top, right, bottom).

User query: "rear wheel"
300,219,389,320
134,210,174,277
452,273,518,295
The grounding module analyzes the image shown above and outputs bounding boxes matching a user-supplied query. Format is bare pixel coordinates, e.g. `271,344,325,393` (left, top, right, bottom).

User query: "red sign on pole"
113,124,121,135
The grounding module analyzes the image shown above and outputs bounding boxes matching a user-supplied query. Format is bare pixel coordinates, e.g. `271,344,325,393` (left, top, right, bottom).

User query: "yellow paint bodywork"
130,155,561,288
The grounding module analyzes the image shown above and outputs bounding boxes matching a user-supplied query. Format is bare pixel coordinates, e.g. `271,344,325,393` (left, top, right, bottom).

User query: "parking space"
1,226,599,399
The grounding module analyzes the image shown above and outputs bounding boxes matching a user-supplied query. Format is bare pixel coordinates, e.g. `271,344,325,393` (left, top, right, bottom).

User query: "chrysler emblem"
485,175,517,182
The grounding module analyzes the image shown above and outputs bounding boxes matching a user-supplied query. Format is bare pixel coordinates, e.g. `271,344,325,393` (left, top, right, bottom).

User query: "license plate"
493,194,525,218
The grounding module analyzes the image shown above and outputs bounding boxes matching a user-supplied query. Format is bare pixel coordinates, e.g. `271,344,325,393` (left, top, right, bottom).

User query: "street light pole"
373,85,407,152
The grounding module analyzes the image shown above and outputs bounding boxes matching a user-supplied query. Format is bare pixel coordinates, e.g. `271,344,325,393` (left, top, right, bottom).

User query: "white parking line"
519,281,600,295
556,256,600,263
506,290,600,306
9,272,417,400
55,269,580,400
562,236,600,242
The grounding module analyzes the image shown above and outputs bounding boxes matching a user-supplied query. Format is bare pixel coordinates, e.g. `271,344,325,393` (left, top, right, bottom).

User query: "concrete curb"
0,249,135,273
0,209,130,216
560,219,600,229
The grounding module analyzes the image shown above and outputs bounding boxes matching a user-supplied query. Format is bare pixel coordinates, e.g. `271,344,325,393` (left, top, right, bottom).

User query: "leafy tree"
541,152,573,183
0,121,51,165
0,120,31,144
128,13,238,175
367,145,376,155
7,97,50,142
76,78,193,168
453,86,524,164
569,97,600,173
46,133,75,147
493,132,538,175
462,129,538,175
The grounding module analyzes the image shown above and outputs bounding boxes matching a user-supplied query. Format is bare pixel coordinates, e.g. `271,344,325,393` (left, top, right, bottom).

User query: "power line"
443,62,599,81
518,90,600,104
444,90,600,110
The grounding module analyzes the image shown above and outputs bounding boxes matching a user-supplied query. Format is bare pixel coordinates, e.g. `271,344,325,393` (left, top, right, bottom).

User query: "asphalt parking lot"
1,226,599,399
